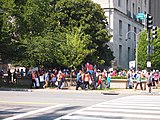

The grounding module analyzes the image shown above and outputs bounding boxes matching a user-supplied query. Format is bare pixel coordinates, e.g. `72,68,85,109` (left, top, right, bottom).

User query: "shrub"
111,76,127,79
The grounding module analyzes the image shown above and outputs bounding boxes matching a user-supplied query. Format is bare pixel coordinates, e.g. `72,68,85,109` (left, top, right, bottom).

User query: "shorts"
88,70,93,74
147,83,152,87
154,80,159,84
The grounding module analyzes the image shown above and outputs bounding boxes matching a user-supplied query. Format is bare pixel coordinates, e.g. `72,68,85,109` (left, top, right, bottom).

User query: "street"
0,90,121,120
1,90,160,120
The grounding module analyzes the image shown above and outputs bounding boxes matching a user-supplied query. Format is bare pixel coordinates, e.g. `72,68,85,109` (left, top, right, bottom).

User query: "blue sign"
136,13,145,20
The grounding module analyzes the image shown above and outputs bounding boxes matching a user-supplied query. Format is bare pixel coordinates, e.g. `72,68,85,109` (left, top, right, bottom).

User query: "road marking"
102,102,160,107
0,100,57,105
3,104,67,120
55,95,160,120
86,107,160,114
95,104,160,110
60,115,127,120
54,98,119,120
72,111,160,119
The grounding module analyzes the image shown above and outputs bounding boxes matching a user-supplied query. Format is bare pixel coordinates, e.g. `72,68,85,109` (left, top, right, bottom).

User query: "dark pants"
76,81,84,90
91,80,97,90
135,82,143,90
84,81,90,89
58,81,63,89
31,79,37,88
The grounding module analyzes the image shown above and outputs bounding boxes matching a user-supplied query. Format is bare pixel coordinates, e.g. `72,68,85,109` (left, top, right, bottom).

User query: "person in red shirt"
86,63,93,74
31,70,37,88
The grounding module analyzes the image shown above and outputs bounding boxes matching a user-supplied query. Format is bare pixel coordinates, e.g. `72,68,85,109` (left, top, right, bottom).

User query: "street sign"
147,61,151,67
136,13,145,20
129,61,135,69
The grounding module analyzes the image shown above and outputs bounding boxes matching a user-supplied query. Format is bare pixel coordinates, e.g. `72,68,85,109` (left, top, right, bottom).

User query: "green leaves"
0,0,114,68
56,27,92,68
137,31,148,69
138,28,160,70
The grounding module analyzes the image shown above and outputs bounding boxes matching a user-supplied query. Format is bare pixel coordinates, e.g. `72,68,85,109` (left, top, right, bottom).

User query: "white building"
92,0,149,69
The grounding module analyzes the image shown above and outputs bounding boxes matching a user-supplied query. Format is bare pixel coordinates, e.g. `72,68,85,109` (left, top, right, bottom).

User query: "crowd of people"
1,63,160,93
27,63,112,90
28,68,66,89
0,69,25,84
126,69,160,93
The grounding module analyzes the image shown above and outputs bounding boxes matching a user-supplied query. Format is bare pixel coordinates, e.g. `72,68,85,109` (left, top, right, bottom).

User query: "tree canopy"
0,0,114,68
138,29,160,70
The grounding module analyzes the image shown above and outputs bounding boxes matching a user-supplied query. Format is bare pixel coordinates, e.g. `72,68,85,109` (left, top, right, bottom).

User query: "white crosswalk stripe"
55,95,160,120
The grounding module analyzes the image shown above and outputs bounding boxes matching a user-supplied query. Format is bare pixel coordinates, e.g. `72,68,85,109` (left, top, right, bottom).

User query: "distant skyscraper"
92,0,149,69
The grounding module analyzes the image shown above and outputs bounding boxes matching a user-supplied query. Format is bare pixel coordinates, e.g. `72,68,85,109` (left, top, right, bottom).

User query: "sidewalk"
113,88,160,95
0,86,160,95
30,86,160,95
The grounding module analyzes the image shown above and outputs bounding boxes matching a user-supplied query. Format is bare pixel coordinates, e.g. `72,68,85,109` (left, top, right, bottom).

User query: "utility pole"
146,14,153,71
147,29,151,71
125,31,140,71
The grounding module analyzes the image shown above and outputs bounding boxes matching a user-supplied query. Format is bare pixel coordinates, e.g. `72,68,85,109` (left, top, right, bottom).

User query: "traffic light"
152,26,157,39
147,14,153,30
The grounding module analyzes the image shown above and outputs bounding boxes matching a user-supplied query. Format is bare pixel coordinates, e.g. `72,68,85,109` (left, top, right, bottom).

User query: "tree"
138,29,160,70
54,0,114,66
55,27,93,68
1,0,114,68
137,31,148,70
151,28,160,70
0,0,18,63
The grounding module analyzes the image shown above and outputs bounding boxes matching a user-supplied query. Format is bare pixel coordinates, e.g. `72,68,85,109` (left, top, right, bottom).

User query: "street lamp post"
125,31,141,71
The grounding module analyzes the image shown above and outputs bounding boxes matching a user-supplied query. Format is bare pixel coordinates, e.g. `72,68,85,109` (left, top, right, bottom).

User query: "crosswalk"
55,95,160,120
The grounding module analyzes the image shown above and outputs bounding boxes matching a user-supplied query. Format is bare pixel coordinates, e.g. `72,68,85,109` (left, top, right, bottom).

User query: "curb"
0,88,32,92
0,87,160,95
102,92,119,95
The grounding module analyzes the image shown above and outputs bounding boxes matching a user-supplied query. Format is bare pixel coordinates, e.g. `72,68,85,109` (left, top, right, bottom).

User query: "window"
119,20,122,36
145,0,147,6
128,24,131,39
128,47,131,65
119,45,122,65
138,7,142,23
133,3,135,16
138,7,140,13
126,0,128,11
134,27,137,41
118,0,121,7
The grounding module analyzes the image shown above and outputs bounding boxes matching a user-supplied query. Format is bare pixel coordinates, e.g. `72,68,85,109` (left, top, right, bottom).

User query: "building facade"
149,0,160,27
92,0,149,69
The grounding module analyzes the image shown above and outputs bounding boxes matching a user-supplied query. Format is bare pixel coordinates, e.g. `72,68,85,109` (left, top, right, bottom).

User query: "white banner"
39,75,44,82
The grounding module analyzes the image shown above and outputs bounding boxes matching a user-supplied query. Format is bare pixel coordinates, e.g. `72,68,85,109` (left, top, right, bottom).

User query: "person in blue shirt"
76,70,84,90
135,71,143,90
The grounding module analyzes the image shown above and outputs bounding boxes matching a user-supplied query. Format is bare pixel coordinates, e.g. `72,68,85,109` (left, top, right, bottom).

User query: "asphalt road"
0,90,123,120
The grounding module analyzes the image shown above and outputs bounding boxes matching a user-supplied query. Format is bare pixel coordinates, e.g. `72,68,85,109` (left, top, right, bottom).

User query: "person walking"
13,69,17,84
96,72,102,89
127,69,133,89
57,71,63,89
76,70,84,90
147,72,152,93
135,71,143,90
107,72,111,88
7,69,12,84
31,70,37,89
153,70,159,89
43,71,49,88
92,69,97,90
83,71,90,90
